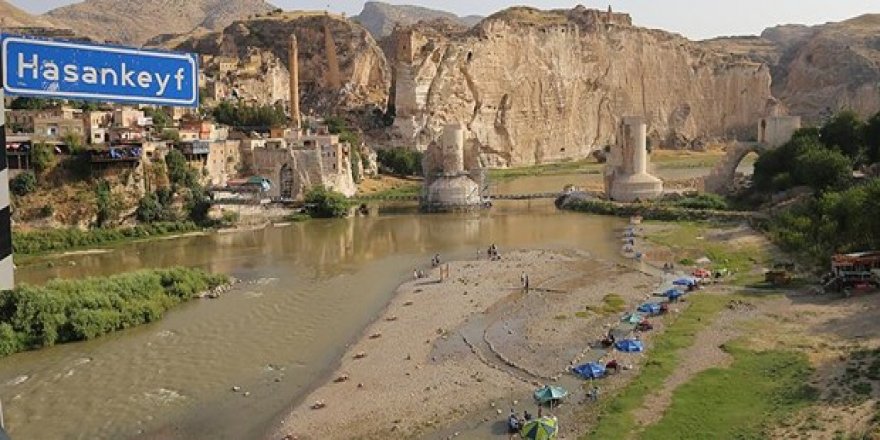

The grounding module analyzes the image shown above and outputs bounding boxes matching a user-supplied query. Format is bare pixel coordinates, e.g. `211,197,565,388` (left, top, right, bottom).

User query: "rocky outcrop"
176,13,391,115
355,1,482,38
391,6,774,166
0,0,56,28
771,15,880,124
45,0,276,45
707,15,880,124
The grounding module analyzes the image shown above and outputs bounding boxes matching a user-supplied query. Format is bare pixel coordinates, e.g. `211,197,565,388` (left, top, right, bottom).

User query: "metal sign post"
0,86,11,291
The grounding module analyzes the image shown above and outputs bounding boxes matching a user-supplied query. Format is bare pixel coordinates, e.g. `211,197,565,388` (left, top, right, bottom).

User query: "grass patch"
585,294,735,439
488,159,600,181
639,343,817,439
284,213,311,223
645,221,771,285
12,222,202,257
353,182,421,199
586,294,627,316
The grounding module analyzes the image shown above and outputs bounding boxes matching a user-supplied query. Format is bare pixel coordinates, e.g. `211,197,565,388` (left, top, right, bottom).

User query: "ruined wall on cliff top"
391,7,775,167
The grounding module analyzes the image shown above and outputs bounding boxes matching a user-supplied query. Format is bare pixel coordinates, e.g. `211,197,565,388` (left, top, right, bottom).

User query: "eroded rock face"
772,15,880,124
390,7,774,166
177,14,391,115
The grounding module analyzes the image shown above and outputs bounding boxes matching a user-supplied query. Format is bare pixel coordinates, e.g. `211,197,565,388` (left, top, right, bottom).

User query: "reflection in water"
4,200,625,440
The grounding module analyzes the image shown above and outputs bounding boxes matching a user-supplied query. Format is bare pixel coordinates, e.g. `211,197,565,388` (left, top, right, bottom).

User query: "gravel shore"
273,248,658,439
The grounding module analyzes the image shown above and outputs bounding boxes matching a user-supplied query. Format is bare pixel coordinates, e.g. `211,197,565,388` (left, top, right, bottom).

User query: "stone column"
441,124,465,174
289,35,302,130
324,23,342,90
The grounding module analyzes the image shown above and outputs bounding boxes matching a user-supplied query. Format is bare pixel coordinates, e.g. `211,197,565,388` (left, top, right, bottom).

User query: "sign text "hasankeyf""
2,35,199,107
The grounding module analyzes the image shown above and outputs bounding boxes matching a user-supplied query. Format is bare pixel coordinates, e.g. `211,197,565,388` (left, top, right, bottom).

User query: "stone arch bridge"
701,142,770,195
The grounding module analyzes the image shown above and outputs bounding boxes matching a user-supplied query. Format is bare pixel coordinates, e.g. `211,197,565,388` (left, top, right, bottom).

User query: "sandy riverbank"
272,248,659,439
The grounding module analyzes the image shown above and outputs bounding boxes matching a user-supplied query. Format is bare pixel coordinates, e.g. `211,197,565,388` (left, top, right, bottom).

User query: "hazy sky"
11,0,880,40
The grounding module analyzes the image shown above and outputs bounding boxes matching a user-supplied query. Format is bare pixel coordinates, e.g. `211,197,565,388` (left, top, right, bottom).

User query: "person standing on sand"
521,271,526,288
413,269,419,280
524,274,530,291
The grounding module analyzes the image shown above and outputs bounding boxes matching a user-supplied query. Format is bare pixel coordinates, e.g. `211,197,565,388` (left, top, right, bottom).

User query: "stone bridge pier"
701,142,768,195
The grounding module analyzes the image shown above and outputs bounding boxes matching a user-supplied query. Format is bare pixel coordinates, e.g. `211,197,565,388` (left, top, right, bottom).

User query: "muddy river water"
1,194,630,440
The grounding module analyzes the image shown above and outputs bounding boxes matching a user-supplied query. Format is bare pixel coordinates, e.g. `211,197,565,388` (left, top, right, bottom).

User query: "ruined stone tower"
289,34,302,130
605,116,664,202
323,22,342,90
421,123,483,212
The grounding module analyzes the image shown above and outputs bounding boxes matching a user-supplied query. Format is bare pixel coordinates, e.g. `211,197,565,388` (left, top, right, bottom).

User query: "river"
0,195,627,440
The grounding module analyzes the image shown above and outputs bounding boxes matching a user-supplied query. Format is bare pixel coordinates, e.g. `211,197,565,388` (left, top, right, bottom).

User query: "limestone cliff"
391,6,774,166
0,0,56,28
706,15,880,124
176,13,391,115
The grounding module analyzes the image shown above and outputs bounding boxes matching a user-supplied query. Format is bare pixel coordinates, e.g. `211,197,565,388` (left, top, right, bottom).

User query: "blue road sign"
1,35,199,107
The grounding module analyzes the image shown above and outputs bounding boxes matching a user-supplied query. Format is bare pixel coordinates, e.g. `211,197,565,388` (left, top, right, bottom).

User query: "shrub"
0,267,227,356
212,101,286,128
165,149,197,188
10,172,37,196
30,142,56,174
12,222,200,255
94,180,118,227
675,194,728,211
304,186,350,218
377,148,423,176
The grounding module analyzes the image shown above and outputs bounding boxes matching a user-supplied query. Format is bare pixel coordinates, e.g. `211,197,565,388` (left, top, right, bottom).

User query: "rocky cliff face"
0,0,56,28
772,15,880,124
355,1,481,38
706,15,880,124
176,13,391,115
391,7,774,166
45,0,276,45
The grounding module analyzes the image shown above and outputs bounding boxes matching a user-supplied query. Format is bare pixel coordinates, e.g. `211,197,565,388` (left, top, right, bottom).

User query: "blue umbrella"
673,277,697,286
638,303,662,315
615,339,645,353
664,289,683,299
573,362,606,379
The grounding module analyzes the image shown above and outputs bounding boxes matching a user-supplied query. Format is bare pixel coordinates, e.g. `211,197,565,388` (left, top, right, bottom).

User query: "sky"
11,0,880,40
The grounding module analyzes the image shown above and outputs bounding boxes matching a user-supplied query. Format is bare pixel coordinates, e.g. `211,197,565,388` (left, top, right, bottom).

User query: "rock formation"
390,6,775,167
355,1,482,38
705,14,880,124
45,0,276,45
605,116,663,202
0,0,57,28
176,13,391,116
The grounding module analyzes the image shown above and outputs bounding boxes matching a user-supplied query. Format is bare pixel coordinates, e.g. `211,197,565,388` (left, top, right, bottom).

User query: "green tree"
792,147,852,192
30,142,57,175
61,132,85,154
376,148,423,176
185,185,212,224
820,110,866,163
304,186,350,218
864,111,880,164
10,172,37,197
351,150,362,183
753,131,821,192
165,150,197,188
9,97,56,110
144,107,171,128
212,101,286,128
94,180,118,227
161,129,181,142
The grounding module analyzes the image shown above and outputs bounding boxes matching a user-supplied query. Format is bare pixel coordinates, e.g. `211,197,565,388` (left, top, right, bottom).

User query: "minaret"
289,34,302,130
324,22,342,90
